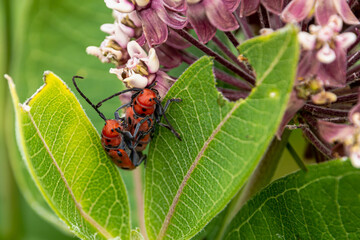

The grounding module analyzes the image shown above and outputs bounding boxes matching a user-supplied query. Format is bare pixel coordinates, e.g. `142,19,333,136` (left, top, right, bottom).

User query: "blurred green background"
0,1,304,239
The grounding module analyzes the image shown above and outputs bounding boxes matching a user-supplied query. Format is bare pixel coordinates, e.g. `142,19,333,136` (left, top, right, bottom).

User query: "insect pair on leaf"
72,76,181,170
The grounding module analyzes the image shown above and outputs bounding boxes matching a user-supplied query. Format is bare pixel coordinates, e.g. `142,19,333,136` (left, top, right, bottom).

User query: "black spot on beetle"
111,129,114,132
142,108,146,112
106,139,111,143
117,151,123,157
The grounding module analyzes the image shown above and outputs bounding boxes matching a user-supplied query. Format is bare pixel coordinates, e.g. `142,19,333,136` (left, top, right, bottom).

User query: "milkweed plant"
5,0,360,239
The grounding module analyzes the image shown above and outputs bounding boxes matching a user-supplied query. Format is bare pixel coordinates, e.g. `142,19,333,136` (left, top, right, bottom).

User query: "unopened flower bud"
135,0,150,7
311,91,337,105
316,44,336,64
259,28,274,36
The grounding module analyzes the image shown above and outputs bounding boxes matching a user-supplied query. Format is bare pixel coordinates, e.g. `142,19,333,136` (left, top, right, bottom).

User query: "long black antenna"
72,76,107,121
95,87,142,108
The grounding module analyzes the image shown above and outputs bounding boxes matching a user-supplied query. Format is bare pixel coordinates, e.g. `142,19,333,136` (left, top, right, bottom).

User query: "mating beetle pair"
73,76,181,170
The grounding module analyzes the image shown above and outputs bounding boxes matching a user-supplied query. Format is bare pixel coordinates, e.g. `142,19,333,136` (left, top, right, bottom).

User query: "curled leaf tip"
4,74,15,86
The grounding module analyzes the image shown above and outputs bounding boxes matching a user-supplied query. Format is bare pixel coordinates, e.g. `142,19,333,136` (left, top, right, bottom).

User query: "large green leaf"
224,160,360,239
144,26,299,240
6,0,147,231
8,72,130,240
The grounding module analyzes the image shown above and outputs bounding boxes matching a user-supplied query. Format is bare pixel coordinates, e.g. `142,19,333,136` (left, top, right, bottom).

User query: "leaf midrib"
156,30,295,239
26,108,114,239
157,100,242,240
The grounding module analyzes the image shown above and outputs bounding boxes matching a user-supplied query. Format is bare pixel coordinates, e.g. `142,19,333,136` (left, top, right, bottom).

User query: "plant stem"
347,63,360,76
348,28,360,52
286,142,308,172
214,69,252,90
181,53,253,90
347,51,360,67
336,92,358,103
234,13,254,39
224,31,239,47
214,130,291,240
174,28,256,85
212,36,253,76
217,87,249,100
133,168,147,240
300,113,333,158
258,5,270,29
302,127,332,158
303,104,349,117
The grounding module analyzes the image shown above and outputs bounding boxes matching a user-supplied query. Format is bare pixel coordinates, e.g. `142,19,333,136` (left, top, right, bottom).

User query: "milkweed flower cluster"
87,0,360,167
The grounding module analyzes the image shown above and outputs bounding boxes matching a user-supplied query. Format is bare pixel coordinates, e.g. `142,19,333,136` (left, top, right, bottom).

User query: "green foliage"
224,160,360,239
8,72,130,240
144,26,299,240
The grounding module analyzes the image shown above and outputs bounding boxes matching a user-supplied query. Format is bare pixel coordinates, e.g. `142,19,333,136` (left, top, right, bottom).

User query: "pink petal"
317,26,335,42
336,32,357,50
119,91,133,104
153,71,176,99
187,4,217,43
155,44,183,69
127,41,147,58
166,29,192,49
298,32,316,50
205,0,239,31
316,44,336,64
261,0,285,15
318,120,355,143
239,0,260,17
281,0,315,23
136,34,147,46
162,0,187,11
333,0,359,25
297,50,320,79
154,3,188,29
349,96,360,124
326,15,343,32
144,48,160,73
317,47,347,87
104,0,134,12
315,0,337,25
224,0,240,12
138,9,168,46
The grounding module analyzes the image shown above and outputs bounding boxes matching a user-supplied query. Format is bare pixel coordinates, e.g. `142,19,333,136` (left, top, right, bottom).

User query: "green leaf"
6,0,145,231
224,160,360,239
145,25,299,240
131,229,145,240
8,72,130,240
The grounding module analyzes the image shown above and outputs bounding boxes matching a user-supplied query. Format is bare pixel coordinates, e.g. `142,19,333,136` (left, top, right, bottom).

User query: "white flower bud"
317,44,336,64
146,48,160,73
298,32,316,50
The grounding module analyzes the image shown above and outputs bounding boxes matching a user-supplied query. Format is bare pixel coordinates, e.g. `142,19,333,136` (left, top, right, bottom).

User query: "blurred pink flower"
318,95,360,168
281,0,359,25
297,15,356,87
239,0,285,17
187,0,240,43
105,0,188,46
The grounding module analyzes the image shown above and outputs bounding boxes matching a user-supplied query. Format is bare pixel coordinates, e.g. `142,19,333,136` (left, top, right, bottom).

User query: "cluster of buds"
86,0,360,167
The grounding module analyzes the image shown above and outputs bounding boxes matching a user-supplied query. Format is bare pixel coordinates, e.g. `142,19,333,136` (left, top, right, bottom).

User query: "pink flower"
297,15,357,87
318,96,360,168
110,41,160,88
239,0,285,17
105,0,188,46
187,0,240,43
86,11,141,65
281,0,359,25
